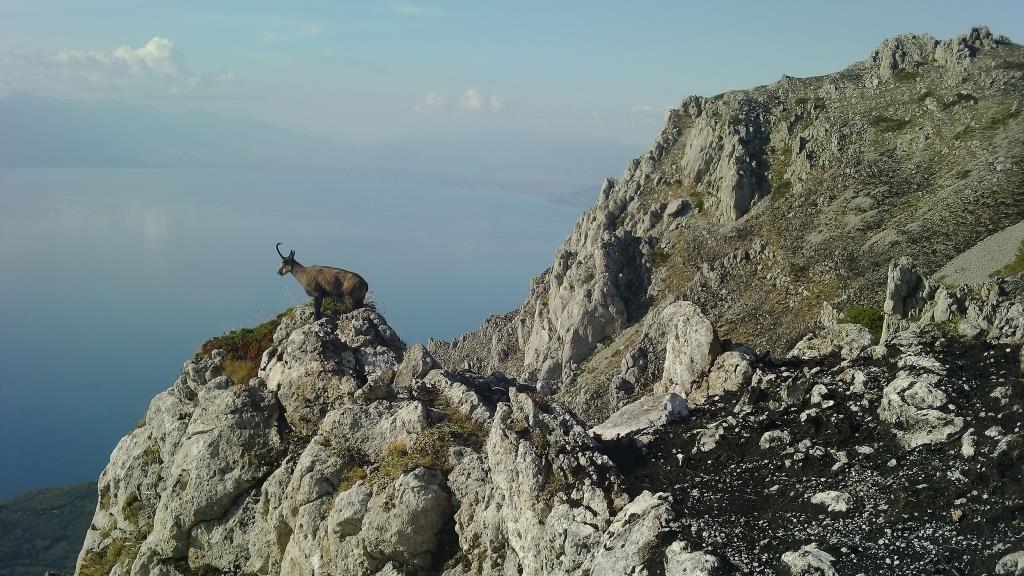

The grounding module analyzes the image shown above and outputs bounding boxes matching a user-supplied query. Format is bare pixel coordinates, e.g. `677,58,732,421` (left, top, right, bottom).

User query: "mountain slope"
0,482,96,576
430,26,1024,421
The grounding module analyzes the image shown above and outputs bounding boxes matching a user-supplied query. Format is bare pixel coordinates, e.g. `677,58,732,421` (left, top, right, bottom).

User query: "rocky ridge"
429,26,1024,423
77,256,1024,575
77,27,1024,576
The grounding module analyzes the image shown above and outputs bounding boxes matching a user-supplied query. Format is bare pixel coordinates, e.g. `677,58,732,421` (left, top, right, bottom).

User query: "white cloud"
460,87,484,110
416,92,444,110
415,87,505,113
1,37,235,97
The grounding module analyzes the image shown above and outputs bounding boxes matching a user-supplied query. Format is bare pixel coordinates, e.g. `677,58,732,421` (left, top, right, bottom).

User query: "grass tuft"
869,115,911,132
839,305,884,340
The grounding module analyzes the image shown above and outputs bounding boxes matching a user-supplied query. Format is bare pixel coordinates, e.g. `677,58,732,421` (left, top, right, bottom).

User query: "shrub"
892,69,920,82
195,309,292,385
839,305,884,339
942,92,978,110
771,179,792,201
869,115,911,132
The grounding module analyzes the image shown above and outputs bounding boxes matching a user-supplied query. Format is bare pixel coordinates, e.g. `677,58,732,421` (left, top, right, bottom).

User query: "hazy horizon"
2,0,1024,500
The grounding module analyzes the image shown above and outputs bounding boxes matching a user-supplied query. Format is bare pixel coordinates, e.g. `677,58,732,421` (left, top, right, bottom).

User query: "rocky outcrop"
658,301,722,399
589,393,688,442
429,25,1024,428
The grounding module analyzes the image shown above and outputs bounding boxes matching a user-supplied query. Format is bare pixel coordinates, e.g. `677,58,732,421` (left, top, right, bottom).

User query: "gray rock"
659,302,722,399
318,400,428,459
790,323,875,361
878,370,964,449
870,33,937,81
781,543,837,576
759,430,791,449
423,370,496,425
394,344,436,391
328,482,371,537
693,426,725,453
663,542,723,576
359,468,452,569
997,551,1024,575
695,350,754,404
809,491,852,513
590,491,674,576
590,393,688,442
962,428,977,458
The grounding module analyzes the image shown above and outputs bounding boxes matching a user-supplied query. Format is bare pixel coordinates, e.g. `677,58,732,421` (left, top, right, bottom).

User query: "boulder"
881,257,932,342
878,370,964,449
590,393,689,441
809,491,852,513
590,491,674,576
659,302,722,399
695,350,754,403
759,430,791,449
393,344,436,391
997,551,1024,575
781,543,837,576
663,542,724,576
790,323,875,361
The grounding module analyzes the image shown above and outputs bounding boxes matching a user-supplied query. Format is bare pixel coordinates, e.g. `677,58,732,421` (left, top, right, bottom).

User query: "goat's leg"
313,295,323,318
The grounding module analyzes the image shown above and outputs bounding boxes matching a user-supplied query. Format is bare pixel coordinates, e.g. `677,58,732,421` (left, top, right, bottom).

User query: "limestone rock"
659,302,722,399
781,543,837,576
694,350,754,404
590,491,674,576
590,393,688,442
878,370,964,449
790,323,875,361
996,551,1024,575
394,344,436,391
663,542,724,576
881,257,932,342
759,430,791,449
359,468,452,569
871,33,937,81
809,491,852,513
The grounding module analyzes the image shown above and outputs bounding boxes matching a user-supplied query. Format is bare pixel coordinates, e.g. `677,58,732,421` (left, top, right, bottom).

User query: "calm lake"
0,167,583,498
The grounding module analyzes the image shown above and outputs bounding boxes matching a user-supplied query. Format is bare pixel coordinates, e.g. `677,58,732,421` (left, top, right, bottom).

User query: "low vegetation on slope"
0,482,97,576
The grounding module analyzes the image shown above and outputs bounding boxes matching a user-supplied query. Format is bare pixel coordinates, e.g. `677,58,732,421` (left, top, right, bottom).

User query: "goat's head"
276,242,297,276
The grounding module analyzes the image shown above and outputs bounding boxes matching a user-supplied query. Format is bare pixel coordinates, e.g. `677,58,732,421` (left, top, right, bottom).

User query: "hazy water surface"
0,167,583,498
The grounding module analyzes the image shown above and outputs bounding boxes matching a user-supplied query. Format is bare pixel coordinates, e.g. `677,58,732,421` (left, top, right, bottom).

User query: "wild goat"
276,243,369,317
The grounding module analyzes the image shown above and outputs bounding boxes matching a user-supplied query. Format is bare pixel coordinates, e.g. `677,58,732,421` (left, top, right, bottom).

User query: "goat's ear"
289,250,295,258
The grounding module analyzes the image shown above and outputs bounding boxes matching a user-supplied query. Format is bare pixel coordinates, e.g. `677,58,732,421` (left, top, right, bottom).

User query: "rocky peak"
431,26,1024,422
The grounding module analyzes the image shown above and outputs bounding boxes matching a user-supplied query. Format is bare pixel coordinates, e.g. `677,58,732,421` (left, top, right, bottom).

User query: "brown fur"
277,245,368,317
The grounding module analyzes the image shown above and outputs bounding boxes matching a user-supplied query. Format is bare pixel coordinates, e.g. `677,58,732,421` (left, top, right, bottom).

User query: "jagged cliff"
77,28,1024,576
429,26,1024,421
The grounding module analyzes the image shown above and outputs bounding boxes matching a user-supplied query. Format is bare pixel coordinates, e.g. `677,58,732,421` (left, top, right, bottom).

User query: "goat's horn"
276,242,286,259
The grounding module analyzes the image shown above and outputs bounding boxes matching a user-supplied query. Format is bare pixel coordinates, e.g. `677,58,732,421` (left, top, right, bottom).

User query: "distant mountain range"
0,93,639,207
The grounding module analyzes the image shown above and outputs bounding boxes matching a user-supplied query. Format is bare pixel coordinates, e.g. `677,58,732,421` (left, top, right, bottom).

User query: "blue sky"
2,1,1022,147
